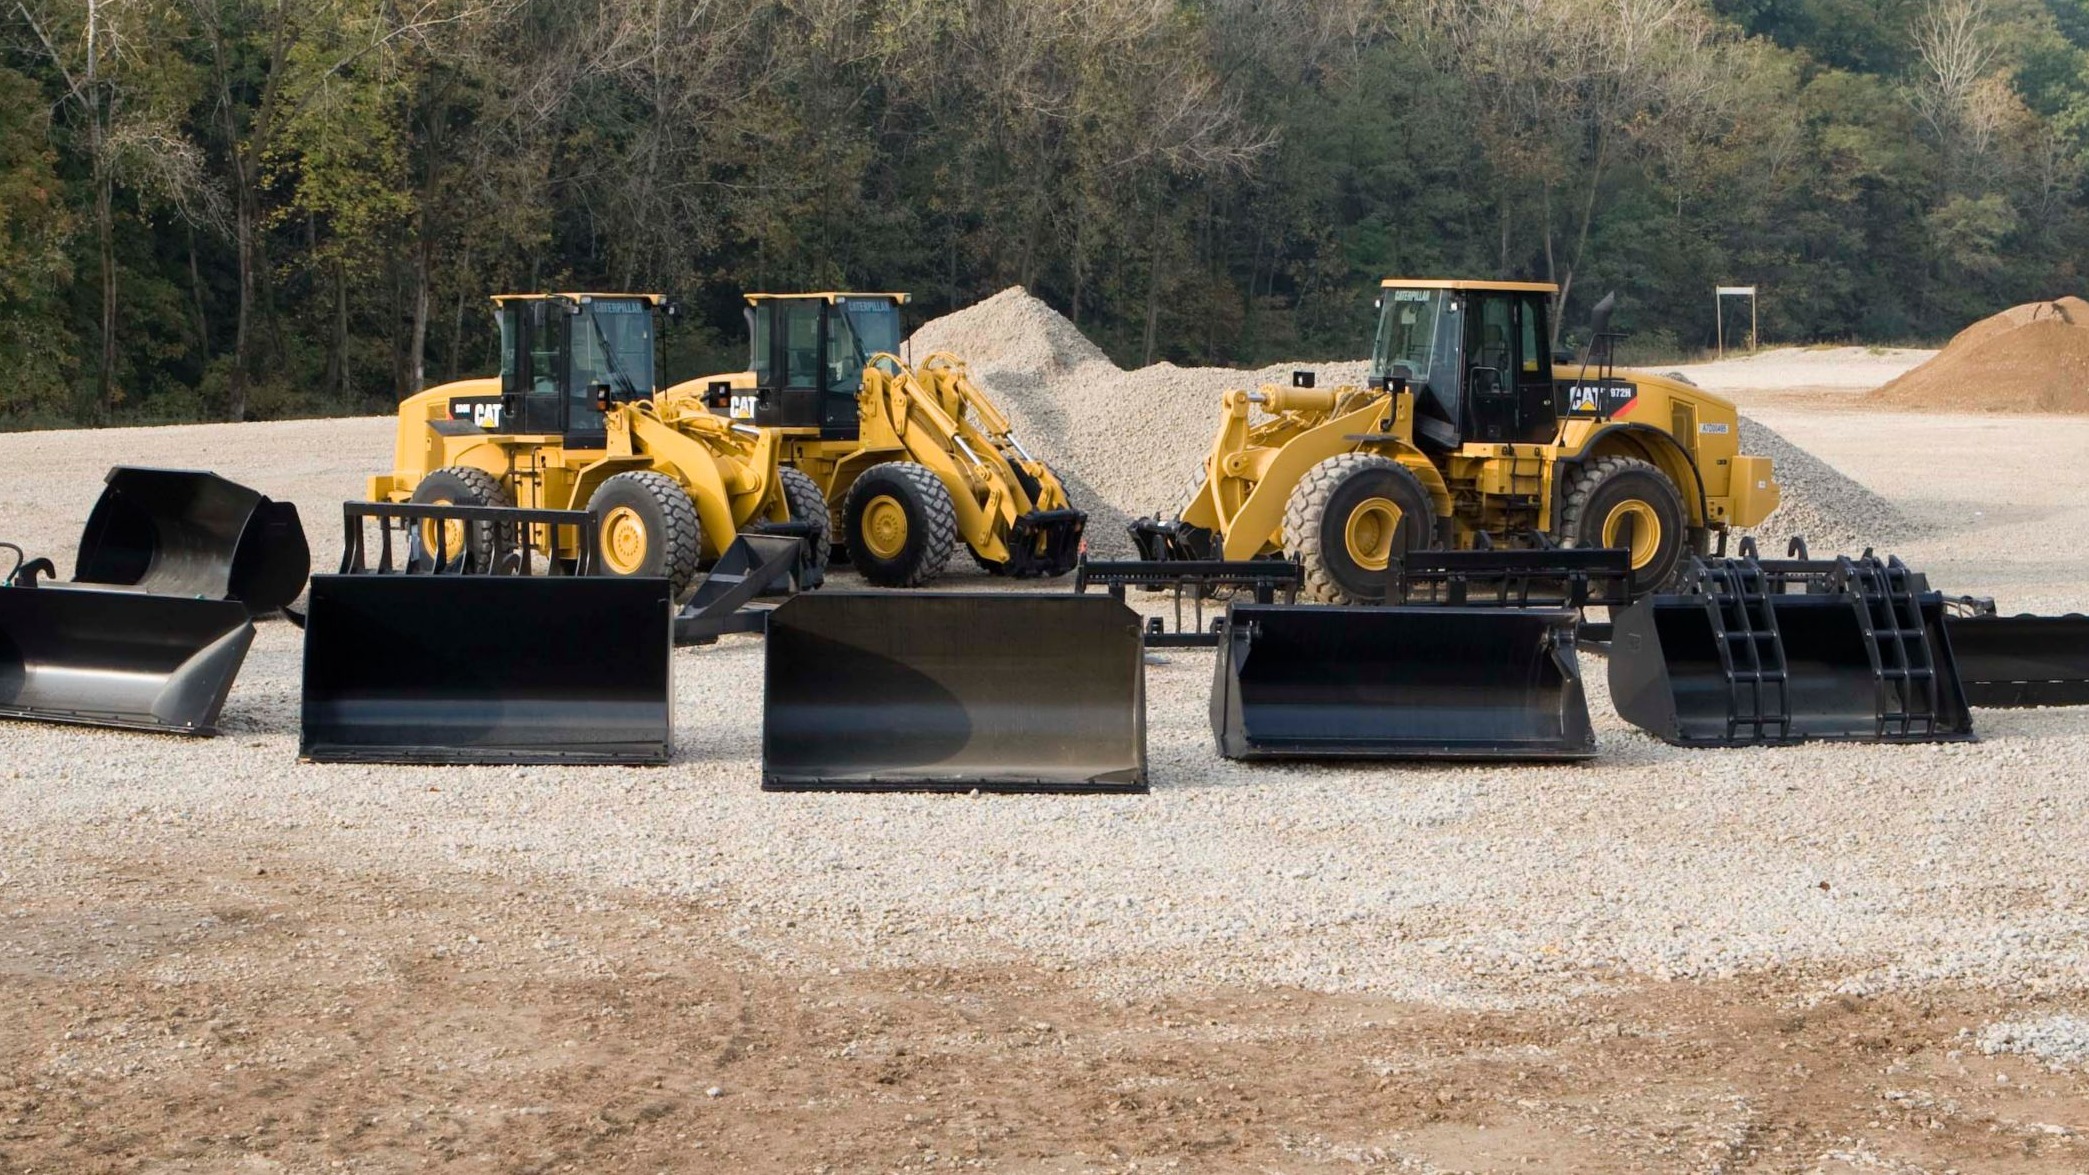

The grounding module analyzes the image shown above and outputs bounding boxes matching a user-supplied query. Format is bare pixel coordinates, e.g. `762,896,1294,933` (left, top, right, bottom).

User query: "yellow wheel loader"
1133,279,1781,603
368,293,827,602
683,293,1084,587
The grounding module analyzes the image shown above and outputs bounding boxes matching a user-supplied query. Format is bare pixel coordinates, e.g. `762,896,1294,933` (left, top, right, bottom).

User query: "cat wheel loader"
686,293,1085,587
367,293,827,603
1133,279,1781,604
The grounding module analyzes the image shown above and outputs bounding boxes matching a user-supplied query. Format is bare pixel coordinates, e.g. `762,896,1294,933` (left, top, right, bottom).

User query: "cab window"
783,302,821,389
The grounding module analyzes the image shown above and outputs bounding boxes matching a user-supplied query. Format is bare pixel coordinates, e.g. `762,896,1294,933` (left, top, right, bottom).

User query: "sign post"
1715,286,1758,358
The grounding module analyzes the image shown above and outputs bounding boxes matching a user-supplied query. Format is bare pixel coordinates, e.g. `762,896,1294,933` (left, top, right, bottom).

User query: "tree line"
2,0,2085,426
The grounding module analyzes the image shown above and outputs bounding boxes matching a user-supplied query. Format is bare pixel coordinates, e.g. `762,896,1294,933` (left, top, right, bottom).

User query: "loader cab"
492,293,664,448
738,292,908,439
1371,279,1560,451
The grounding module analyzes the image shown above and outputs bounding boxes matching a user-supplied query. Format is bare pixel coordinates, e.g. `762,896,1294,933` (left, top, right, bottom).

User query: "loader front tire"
409,466,511,572
1556,455,1687,594
843,462,957,588
586,471,703,602
1284,453,1435,605
777,466,833,573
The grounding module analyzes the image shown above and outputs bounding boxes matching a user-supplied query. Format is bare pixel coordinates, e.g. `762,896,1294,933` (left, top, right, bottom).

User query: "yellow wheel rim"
601,505,650,574
1602,501,1662,570
1342,497,1403,571
860,494,909,560
418,499,466,561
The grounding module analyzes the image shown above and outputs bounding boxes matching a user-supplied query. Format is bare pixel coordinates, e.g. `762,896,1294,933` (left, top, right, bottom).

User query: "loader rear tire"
1556,455,1687,595
409,466,511,572
587,471,703,602
777,466,833,573
1285,453,1435,605
843,462,957,588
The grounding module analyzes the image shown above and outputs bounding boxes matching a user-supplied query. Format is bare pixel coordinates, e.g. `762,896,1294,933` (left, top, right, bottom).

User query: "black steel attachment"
1942,597,2089,709
340,501,598,576
1609,545,1973,747
75,466,310,616
1001,508,1087,577
299,573,672,765
1212,603,1595,760
762,592,1147,793
1075,557,1302,647
675,532,820,646
0,585,254,735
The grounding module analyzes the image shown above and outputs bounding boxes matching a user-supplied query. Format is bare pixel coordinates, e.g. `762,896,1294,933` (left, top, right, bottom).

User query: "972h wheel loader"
1127,278,1783,763
367,293,828,603
1135,279,1780,604
688,293,1085,587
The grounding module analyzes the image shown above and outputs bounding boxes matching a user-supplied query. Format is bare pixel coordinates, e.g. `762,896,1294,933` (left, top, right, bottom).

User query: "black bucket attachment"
762,593,1146,793
1610,552,1974,746
75,467,310,616
300,574,672,765
675,532,819,646
0,585,253,734
1944,607,2089,708
1213,604,1595,760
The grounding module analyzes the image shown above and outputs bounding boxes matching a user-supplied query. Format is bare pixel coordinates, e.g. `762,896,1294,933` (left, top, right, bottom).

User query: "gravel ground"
0,320,2086,1017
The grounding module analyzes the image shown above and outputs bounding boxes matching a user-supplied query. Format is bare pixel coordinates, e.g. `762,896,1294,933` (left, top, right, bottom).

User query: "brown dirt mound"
1872,297,2089,413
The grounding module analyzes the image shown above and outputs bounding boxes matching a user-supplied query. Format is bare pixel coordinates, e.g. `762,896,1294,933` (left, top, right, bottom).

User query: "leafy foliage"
0,0,2084,424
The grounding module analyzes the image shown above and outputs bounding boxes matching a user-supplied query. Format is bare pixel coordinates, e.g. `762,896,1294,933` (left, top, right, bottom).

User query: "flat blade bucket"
1945,612,2089,708
1610,556,1974,746
75,467,311,616
300,574,672,765
1212,604,1595,760
762,593,1146,793
0,586,253,734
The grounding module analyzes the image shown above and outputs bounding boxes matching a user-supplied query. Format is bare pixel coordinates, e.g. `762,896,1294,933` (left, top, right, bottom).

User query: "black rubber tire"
586,470,704,602
842,462,958,587
408,465,511,571
1556,455,1688,595
776,466,833,573
1283,453,1435,605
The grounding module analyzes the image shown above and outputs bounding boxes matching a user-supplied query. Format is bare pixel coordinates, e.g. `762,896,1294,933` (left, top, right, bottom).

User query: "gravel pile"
1978,1015,2089,1069
911,287,1904,556
1737,417,1928,553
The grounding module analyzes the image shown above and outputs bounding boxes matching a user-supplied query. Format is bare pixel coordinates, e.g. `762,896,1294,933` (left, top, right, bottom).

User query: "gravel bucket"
0,586,254,734
1212,604,1595,760
1611,589,1973,746
300,575,672,765
1945,612,2089,708
75,467,310,616
762,592,1147,792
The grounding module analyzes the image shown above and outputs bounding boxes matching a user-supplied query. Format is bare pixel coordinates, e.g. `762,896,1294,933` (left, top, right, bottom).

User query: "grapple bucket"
1212,604,1595,760
1945,612,2089,708
1609,553,1973,746
762,593,1146,793
299,574,672,765
75,467,310,616
0,586,253,734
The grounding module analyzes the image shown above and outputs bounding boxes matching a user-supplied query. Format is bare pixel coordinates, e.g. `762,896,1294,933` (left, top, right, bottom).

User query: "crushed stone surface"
1978,1015,2089,1069
0,291,2084,1012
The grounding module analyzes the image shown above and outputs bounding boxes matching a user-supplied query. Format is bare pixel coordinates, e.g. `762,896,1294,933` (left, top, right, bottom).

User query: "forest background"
1,0,2081,425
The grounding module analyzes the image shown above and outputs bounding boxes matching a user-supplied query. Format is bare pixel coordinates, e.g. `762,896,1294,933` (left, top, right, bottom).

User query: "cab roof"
1380,278,1559,294
744,292,910,305
490,293,667,306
